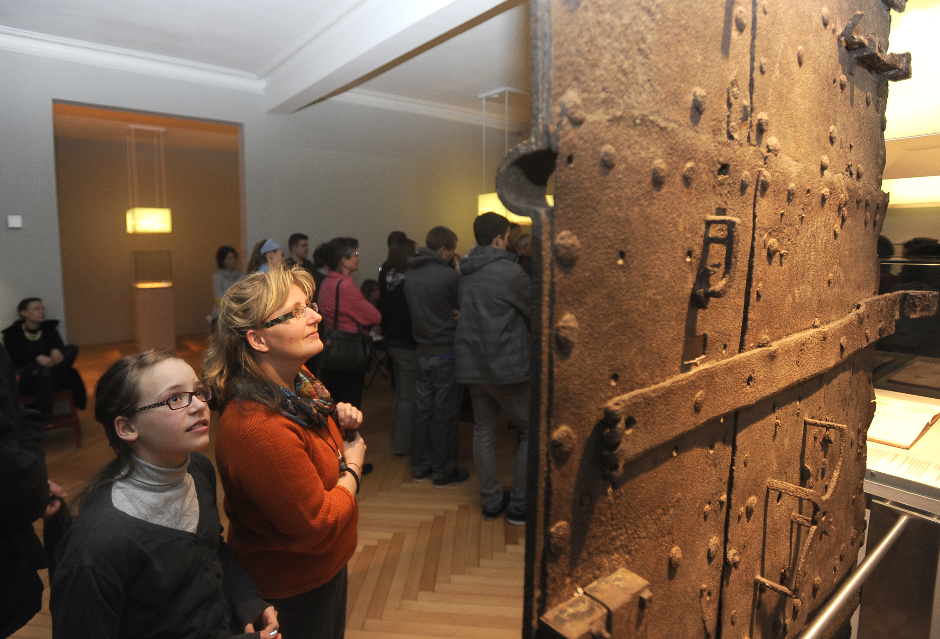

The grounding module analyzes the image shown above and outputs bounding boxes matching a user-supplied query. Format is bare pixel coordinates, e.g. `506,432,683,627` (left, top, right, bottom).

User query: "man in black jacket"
405,226,469,489
0,343,66,637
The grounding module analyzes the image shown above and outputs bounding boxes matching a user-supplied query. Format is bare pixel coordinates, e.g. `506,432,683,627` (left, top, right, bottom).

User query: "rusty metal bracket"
692,216,740,307
539,569,652,639
839,12,912,81
601,291,938,472
757,420,849,599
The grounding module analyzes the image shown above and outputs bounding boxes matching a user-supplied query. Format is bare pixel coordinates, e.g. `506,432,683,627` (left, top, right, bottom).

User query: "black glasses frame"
133,387,213,413
262,303,317,329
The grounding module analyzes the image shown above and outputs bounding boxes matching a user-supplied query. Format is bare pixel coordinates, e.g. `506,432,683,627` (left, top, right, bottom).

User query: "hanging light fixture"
477,87,549,225
126,125,172,233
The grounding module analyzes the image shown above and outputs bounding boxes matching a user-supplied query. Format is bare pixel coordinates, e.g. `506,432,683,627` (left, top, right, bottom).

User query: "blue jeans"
469,382,529,513
386,346,416,455
412,354,462,480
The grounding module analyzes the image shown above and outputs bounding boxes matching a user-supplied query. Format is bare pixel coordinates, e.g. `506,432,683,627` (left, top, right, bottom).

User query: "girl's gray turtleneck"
111,454,199,533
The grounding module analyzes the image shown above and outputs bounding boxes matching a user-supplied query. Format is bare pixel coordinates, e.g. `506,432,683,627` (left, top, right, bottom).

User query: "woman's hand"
245,605,280,638
45,480,67,518
335,402,363,433
50,348,65,365
343,430,367,469
36,354,54,368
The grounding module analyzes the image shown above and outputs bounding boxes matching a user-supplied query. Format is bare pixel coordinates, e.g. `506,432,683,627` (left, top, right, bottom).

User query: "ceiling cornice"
335,89,528,130
0,25,265,93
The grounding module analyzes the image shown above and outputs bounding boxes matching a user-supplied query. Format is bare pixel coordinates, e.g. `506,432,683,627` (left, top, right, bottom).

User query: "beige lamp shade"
126,207,172,233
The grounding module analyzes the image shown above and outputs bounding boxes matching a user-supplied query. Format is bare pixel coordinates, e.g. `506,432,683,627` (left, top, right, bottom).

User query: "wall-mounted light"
883,176,940,208
126,125,172,234
477,193,554,225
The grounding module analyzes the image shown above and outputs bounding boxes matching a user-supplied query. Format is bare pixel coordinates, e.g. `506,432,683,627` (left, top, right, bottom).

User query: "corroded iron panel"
494,1,921,638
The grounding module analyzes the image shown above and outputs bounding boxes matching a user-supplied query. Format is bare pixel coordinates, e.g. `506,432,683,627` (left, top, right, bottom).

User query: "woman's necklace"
310,424,344,463
22,324,42,341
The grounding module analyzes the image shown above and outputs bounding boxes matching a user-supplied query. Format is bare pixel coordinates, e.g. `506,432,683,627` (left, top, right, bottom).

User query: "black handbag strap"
333,278,341,331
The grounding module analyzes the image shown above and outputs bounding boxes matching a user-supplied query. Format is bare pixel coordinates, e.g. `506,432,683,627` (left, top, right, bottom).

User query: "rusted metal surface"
540,569,653,639
496,1,929,638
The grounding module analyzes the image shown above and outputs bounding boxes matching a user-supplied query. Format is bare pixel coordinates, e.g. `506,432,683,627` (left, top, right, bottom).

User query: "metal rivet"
561,90,584,126
735,6,747,31
549,521,572,555
759,58,767,74
821,155,830,173
692,88,707,113
866,91,872,106
822,7,831,27
551,425,576,461
683,161,696,185
741,170,751,190
759,169,771,191
694,390,705,412
757,112,770,132
839,74,848,90
669,546,683,568
554,231,581,267
727,548,741,568
829,126,837,145
600,144,617,171
554,313,579,355
857,165,864,180
798,46,805,66
746,495,757,519
708,536,720,560
766,136,780,155
652,159,668,185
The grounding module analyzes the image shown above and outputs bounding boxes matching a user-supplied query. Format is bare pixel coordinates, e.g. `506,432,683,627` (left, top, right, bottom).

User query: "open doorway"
51,102,244,345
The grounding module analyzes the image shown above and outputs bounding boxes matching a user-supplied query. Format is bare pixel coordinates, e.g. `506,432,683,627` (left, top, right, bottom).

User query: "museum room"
2,1,939,638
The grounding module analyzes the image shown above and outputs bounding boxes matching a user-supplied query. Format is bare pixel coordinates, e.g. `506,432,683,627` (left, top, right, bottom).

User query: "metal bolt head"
600,144,617,171
652,159,668,185
822,7,831,27
693,390,705,412
797,46,805,66
554,230,581,268
821,155,830,172
839,74,848,90
766,136,780,155
692,88,707,114
669,546,683,568
757,112,770,132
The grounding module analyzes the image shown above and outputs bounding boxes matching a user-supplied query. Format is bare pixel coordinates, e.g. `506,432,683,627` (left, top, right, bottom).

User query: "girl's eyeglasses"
133,387,213,413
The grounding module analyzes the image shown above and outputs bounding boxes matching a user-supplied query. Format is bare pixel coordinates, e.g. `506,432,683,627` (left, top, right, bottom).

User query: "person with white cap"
248,240,284,273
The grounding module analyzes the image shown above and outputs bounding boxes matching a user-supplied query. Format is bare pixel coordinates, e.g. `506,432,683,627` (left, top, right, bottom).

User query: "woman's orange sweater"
215,400,358,599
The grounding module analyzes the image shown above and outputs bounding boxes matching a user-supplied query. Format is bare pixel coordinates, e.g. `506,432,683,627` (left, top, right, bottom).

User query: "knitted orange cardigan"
215,400,358,599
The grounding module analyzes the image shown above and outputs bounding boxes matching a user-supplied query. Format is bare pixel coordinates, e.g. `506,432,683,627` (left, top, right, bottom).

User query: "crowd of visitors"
1,215,535,638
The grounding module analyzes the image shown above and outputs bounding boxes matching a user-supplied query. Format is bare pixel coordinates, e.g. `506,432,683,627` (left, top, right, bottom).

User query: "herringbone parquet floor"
12,337,525,639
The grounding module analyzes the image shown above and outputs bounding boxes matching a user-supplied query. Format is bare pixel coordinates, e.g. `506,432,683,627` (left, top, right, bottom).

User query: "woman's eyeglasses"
133,387,213,413
262,303,318,329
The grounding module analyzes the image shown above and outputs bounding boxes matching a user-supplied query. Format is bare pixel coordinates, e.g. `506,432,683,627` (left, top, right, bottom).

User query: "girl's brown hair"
76,349,180,508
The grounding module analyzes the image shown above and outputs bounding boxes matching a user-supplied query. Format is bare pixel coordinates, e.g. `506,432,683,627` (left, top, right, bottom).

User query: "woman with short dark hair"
316,237,381,408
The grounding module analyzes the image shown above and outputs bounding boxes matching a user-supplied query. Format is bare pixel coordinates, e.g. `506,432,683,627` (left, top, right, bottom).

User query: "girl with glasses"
205,264,366,639
50,350,279,638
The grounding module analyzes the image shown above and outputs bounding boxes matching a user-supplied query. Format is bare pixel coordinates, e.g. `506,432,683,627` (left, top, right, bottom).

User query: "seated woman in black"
1,298,86,422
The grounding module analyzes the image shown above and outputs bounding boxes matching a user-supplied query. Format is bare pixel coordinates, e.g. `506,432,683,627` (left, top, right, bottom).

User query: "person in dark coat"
2,298,87,422
0,343,66,638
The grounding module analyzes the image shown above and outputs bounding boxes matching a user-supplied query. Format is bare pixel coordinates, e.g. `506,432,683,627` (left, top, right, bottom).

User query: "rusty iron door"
495,1,929,638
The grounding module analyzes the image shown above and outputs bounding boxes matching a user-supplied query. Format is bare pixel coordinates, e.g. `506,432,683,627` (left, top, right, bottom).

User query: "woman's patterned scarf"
235,368,336,430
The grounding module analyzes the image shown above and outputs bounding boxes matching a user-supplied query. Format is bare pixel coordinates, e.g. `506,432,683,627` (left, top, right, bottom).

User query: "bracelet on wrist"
339,460,360,494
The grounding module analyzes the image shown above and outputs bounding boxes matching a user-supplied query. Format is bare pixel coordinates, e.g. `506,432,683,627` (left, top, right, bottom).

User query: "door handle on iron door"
692,215,739,307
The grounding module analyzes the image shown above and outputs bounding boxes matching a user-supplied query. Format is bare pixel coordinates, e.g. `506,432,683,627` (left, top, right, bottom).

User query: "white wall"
0,48,484,343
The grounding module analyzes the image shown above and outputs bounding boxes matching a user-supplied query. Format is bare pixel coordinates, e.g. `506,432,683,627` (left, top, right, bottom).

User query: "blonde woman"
205,265,366,639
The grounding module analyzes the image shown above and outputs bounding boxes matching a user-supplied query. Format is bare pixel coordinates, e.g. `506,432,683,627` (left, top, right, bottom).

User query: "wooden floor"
13,336,526,639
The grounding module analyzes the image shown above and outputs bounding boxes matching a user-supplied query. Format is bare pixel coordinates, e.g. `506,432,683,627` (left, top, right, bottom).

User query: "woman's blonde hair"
204,264,315,408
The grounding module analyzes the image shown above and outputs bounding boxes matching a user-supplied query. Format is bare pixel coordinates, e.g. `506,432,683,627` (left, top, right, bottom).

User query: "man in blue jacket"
456,213,532,525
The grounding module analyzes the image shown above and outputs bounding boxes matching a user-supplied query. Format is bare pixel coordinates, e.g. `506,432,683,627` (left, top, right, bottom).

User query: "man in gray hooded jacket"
404,226,470,489
456,212,532,525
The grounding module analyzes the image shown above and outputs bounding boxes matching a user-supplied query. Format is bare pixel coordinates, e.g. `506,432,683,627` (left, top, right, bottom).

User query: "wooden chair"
20,388,82,448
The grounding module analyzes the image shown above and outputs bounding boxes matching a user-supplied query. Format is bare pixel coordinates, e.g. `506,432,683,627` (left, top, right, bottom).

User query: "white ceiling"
0,0,530,120
3,0,936,179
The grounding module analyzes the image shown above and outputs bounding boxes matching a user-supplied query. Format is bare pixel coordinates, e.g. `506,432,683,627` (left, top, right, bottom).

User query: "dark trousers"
267,567,347,639
318,369,364,409
17,344,86,420
412,354,462,481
